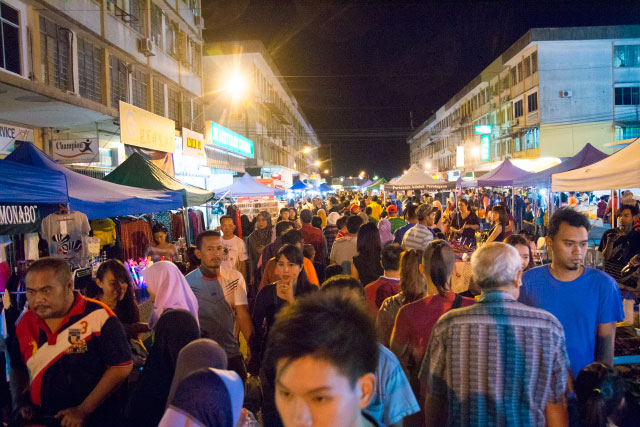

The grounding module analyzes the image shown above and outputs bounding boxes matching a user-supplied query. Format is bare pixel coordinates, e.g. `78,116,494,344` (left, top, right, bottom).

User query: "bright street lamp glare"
314,160,321,167
303,147,311,154
225,73,245,99
324,169,329,174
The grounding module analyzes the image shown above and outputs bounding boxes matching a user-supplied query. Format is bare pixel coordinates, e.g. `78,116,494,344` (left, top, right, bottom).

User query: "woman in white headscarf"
145,261,199,329
324,211,341,254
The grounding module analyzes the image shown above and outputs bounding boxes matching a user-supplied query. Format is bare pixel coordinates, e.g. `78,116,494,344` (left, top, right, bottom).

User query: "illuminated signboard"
480,135,491,161
208,121,254,158
474,125,492,135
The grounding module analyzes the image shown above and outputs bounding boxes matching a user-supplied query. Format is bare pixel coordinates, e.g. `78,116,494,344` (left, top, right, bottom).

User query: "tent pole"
611,189,615,228
183,208,191,247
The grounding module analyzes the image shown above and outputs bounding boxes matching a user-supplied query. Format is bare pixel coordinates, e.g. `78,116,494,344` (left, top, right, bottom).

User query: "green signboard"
0,204,42,235
474,125,492,135
208,121,254,158
480,135,490,161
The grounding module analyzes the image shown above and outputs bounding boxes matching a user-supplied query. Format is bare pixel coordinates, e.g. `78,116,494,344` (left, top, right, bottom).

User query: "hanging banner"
52,138,99,164
120,101,175,153
0,203,42,235
0,124,32,154
181,128,205,159
125,145,175,177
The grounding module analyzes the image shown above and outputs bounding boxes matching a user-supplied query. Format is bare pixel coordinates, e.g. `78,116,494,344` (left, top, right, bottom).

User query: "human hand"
17,405,34,422
56,405,88,427
2,291,10,310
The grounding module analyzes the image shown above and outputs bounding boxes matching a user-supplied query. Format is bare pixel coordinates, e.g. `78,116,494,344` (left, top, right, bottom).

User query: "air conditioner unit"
559,90,573,98
138,38,155,56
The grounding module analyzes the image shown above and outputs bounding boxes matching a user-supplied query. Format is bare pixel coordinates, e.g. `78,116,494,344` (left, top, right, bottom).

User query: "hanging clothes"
90,218,117,249
171,213,184,240
118,218,153,261
41,211,91,266
154,212,174,241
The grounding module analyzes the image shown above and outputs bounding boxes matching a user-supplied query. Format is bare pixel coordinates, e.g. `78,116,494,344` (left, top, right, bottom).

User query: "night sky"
203,1,640,179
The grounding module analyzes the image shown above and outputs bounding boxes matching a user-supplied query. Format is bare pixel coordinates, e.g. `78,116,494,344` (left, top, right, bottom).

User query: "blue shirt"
519,265,624,374
393,223,416,244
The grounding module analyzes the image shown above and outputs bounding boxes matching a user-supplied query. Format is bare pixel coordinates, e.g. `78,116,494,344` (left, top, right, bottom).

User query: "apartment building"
203,40,320,187
0,0,215,185
408,25,640,180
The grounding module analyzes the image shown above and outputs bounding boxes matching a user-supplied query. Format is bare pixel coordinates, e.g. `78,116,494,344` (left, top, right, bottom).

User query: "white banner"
52,138,99,164
0,124,32,154
182,128,205,159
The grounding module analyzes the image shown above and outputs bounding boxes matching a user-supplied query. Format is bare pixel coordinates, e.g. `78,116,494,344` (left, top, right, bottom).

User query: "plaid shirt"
419,291,569,427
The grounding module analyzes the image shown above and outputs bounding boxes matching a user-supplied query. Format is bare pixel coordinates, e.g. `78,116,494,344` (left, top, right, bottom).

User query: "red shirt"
364,277,401,317
301,223,326,264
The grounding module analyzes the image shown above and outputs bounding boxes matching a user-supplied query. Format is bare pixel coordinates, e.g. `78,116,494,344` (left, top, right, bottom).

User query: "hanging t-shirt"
90,219,117,249
41,211,90,266
221,235,248,272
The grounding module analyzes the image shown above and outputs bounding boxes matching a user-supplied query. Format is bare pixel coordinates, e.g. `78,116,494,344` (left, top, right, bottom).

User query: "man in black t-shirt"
599,204,640,282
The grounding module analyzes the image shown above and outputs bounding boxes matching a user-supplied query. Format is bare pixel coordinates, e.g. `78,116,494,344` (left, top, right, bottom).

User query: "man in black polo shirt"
10,258,132,427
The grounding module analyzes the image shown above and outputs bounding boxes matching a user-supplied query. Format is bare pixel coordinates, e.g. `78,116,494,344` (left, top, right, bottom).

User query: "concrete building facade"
408,25,640,180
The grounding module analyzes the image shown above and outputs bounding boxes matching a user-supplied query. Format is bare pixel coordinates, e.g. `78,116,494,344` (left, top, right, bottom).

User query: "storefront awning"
204,146,245,173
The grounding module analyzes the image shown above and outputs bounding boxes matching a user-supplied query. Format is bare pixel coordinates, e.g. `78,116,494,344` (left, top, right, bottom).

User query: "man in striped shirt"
401,203,435,251
419,242,569,426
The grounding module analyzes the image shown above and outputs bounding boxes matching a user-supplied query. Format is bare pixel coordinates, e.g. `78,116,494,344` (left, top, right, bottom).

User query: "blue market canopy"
290,180,310,191
319,183,332,192
213,173,276,198
6,143,184,219
0,159,69,204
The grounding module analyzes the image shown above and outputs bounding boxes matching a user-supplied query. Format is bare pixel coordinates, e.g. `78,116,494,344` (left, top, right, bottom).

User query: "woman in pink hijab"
378,217,394,246
145,261,199,329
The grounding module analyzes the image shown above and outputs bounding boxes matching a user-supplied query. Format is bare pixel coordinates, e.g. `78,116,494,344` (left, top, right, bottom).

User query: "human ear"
357,373,376,409
513,270,523,288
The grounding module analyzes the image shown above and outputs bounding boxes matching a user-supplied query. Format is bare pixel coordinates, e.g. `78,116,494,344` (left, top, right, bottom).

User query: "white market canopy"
384,165,455,191
552,138,640,192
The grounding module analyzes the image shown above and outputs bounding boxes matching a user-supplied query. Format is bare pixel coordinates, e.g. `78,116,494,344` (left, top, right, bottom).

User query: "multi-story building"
203,40,320,187
408,25,640,180
0,0,216,187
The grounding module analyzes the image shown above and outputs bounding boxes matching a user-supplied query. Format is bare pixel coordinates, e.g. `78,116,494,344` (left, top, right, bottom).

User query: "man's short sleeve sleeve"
98,316,133,367
548,328,570,404
597,274,624,325
234,272,249,306
238,238,248,262
377,348,419,424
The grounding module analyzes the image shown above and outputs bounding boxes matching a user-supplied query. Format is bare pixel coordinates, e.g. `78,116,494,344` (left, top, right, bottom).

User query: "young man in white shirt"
219,215,249,280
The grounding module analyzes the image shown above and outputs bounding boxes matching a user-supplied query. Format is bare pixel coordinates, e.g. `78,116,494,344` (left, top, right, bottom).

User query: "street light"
324,169,329,174
224,71,248,101
314,160,321,167
303,146,311,154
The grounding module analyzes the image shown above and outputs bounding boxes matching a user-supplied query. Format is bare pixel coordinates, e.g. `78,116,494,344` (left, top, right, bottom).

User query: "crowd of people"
1,189,639,426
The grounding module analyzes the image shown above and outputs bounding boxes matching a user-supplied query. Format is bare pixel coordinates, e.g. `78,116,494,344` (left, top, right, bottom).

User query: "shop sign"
474,125,492,135
181,128,205,159
120,101,175,153
0,124,31,154
481,135,491,161
52,138,99,164
456,146,465,167
207,121,254,158
0,204,40,234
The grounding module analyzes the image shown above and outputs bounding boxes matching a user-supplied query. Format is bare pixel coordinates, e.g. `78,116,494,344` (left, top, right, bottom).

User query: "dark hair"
186,246,200,266
152,223,168,235
380,211,388,219
548,207,591,239
264,290,379,387
281,229,302,246
195,230,221,249
330,197,338,205
365,206,372,215
279,207,290,215
26,257,71,288
311,216,322,229
325,264,344,280
95,260,140,324
275,220,293,237
400,249,425,303
404,204,417,220
575,362,626,427
492,205,508,226
289,208,298,220
219,215,234,225
336,215,348,230
372,195,379,202
356,223,382,262
381,244,402,271
422,240,455,297
505,234,535,270
321,275,364,297
346,215,364,234
458,198,469,207
302,244,315,259
432,208,441,224
300,209,313,224
618,203,639,217
275,244,315,296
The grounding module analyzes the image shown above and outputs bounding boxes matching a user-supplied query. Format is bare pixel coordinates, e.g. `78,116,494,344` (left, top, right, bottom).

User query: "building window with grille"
614,45,640,68
531,52,538,73
40,16,71,90
192,101,203,133
524,57,531,77
615,87,640,105
517,62,523,82
527,92,538,112
615,125,640,141
182,96,192,129
190,39,201,74
165,21,176,57
128,0,145,34
510,67,517,86
153,79,164,116
514,100,523,118
0,2,20,74
77,38,102,103
109,55,128,108
167,87,180,124
150,4,162,47
131,69,148,109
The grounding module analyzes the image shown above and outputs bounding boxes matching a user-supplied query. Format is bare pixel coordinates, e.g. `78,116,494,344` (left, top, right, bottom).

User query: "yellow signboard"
119,101,175,153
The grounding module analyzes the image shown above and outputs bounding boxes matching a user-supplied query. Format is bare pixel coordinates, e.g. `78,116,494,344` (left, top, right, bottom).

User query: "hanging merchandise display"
41,209,91,266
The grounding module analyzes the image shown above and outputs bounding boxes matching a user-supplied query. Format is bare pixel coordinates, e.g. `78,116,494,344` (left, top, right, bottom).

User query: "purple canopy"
511,143,608,188
462,158,529,188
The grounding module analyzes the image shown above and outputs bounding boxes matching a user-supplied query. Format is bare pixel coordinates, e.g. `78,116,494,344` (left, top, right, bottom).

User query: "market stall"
384,165,456,192
460,157,529,188
213,173,281,220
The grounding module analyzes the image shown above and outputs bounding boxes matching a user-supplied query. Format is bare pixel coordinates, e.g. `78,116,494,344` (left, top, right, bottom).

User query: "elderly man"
420,242,570,426
10,258,132,427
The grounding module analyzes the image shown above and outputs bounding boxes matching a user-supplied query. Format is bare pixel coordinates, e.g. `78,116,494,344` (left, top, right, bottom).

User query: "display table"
614,326,640,405
451,261,473,294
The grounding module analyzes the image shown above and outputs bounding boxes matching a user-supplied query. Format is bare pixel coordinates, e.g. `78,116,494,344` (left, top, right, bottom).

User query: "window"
189,39,201,74
0,2,20,74
514,100,523,118
501,76,509,91
527,92,538,112
128,0,145,34
150,4,162,47
524,128,539,150
131,69,148,109
40,16,71,90
615,125,640,141
511,67,517,86
614,45,640,68
531,52,538,73
524,57,531,77
615,87,640,105
182,96,192,129
517,62,523,82
165,20,176,56
167,87,180,124
109,55,128,108
153,79,164,116
77,38,102,103
192,101,203,133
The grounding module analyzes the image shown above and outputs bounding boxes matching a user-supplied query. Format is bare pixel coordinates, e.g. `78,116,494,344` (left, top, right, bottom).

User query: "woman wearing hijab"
378,217,394,247
126,309,201,427
317,208,327,229
145,261,199,329
247,211,273,288
324,211,340,253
